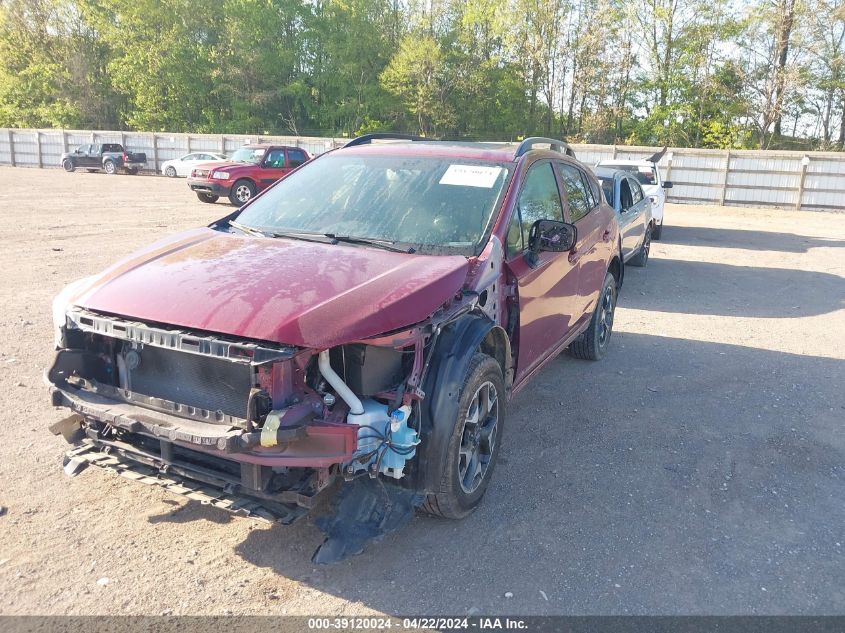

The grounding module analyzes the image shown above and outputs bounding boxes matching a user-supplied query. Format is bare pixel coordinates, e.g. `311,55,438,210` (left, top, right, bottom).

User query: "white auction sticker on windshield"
440,164,503,188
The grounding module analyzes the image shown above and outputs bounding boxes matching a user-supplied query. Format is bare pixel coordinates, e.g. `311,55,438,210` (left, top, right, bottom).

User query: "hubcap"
598,285,615,346
643,232,651,260
458,380,499,494
236,185,251,202
105,162,114,173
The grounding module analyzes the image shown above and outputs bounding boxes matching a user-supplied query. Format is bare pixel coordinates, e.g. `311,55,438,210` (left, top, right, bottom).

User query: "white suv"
596,151,673,240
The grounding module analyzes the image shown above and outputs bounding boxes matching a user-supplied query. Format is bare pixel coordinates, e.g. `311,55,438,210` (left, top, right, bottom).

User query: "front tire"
569,272,617,361
629,228,651,267
196,193,219,204
164,166,177,178
228,179,256,206
422,353,505,519
103,160,117,175
62,159,75,172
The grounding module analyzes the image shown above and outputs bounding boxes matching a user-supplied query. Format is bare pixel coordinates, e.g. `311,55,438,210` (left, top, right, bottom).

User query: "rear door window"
287,149,308,168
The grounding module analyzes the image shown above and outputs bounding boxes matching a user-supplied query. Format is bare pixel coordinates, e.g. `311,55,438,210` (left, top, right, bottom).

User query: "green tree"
380,34,455,136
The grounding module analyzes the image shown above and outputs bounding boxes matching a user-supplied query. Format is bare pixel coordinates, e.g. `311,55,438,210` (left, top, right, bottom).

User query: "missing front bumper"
63,440,309,524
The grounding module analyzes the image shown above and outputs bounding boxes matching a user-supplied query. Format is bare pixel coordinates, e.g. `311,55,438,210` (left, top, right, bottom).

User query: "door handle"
568,250,580,264
602,230,611,242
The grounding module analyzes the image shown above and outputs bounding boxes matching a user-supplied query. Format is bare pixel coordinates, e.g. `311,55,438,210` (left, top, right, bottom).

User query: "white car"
596,148,673,240
160,152,227,178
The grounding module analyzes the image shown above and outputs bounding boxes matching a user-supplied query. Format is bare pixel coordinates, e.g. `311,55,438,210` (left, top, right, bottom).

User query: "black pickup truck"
61,143,146,175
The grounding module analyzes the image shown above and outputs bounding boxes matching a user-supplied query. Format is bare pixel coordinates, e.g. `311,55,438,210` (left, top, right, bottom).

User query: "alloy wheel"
458,380,499,494
597,284,615,347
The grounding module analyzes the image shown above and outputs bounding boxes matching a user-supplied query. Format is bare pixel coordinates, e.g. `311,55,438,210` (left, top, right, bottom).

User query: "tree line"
0,0,842,150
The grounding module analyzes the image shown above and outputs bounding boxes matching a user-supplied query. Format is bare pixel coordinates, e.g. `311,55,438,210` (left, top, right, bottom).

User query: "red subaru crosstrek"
48,135,623,560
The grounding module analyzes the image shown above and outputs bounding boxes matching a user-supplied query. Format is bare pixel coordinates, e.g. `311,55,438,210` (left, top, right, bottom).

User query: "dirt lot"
0,166,843,616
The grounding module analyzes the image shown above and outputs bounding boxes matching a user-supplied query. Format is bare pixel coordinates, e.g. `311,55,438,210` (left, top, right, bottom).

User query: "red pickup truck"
187,143,311,205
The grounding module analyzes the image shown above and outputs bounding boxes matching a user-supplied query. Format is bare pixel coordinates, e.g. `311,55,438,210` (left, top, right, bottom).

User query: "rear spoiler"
646,146,668,164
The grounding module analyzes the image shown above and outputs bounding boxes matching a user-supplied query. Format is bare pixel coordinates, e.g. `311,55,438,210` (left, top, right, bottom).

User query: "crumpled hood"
71,228,470,348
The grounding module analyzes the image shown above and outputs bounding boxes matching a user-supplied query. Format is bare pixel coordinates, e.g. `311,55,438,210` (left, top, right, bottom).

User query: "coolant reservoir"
347,399,419,479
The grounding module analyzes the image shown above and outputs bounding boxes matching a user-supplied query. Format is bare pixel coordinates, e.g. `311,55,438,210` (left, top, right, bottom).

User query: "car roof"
335,140,572,163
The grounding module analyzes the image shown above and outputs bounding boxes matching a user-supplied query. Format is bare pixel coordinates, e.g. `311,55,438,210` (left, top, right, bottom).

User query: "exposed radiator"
127,346,252,418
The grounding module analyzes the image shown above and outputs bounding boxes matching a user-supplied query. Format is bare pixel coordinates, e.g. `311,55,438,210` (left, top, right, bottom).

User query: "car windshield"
601,163,656,186
230,148,265,164
234,154,511,255
598,178,614,205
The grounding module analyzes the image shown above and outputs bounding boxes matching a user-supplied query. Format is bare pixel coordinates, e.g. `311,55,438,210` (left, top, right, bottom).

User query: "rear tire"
652,221,663,240
569,272,617,361
421,353,504,519
228,179,256,206
62,159,75,172
196,193,219,204
125,167,138,175
629,227,650,267
103,160,117,175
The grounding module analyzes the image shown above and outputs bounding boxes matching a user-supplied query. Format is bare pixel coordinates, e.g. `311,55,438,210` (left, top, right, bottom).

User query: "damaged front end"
47,227,513,562
47,306,434,554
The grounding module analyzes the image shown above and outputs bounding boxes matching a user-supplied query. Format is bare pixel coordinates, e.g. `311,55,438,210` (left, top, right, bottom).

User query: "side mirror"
527,219,577,266
662,181,673,189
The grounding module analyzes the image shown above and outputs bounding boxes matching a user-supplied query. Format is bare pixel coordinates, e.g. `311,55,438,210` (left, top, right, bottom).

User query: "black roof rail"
514,137,575,158
343,133,426,148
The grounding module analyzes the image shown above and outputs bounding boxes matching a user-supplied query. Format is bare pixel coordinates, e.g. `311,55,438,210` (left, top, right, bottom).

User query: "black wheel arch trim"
610,239,624,289
411,313,510,493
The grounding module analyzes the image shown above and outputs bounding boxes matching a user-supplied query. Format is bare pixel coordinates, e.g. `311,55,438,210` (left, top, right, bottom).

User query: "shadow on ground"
146,245,845,615
621,258,845,318
150,332,844,615
660,226,845,253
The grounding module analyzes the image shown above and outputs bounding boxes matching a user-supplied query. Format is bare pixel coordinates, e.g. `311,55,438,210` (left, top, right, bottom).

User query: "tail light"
122,152,128,161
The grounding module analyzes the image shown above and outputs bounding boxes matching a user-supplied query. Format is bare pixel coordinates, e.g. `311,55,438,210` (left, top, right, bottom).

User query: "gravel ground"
0,166,843,616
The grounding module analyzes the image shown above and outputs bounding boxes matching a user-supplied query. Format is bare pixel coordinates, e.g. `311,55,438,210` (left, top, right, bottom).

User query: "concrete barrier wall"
1,128,841,211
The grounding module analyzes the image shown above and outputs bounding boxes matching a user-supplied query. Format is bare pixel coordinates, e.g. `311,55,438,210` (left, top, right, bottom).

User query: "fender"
412,313,508,492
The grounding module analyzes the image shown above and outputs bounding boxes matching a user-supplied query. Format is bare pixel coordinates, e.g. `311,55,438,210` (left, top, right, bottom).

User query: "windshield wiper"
229,223,412,252
269,230,335,244
229,220,268,237
324,234,415,254
230,221,328,244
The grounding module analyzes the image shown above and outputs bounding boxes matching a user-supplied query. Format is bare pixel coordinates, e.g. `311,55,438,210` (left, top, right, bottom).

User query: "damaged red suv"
48,135,622,560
